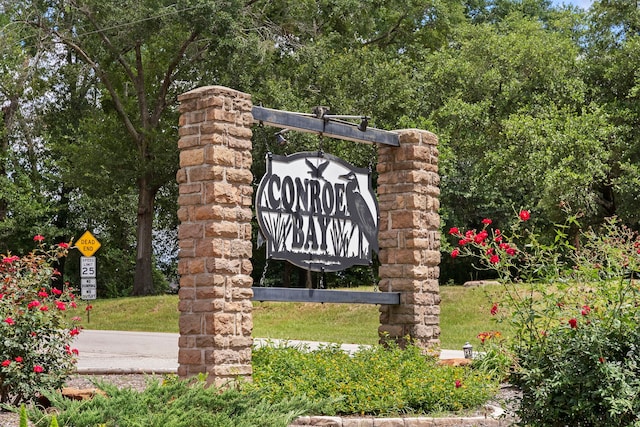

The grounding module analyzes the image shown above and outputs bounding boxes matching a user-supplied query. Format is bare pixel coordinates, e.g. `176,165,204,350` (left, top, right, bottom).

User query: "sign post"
77,231,101,301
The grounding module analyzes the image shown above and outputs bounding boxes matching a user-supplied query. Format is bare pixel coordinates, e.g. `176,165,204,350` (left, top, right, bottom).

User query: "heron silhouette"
339,171,379,254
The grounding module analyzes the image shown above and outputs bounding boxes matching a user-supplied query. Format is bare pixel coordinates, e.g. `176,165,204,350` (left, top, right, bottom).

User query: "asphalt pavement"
73,330,465,374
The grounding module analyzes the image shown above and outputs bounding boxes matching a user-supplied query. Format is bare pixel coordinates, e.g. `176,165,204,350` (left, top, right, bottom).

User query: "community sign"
255,152,379,272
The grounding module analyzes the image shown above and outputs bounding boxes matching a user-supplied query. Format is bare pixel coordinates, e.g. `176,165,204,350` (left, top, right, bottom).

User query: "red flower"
581,305,591,316
4,317,15,325
38,291,49,298
33,234,45,242
490,303,499,316
57,242,70,249
55,301,67,311
451,248,460,258
14,356,22,363
72,348,79,356
27,300,41,309
70,327,80,336
86,305,93,311
569,318,578,328
459,239,469,246
51,288,62,296
506,248,516,256
599,357,605,363
474,230,489,244
2,255,19,263
489,254,500,264
1,360,10,367
33,365,44,373
482,218,492,225
39,305,49,312
448,227,459,235
519,210,531,221
455,379,462,388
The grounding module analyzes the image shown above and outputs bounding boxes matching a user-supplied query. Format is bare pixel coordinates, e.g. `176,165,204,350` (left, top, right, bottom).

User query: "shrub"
250,341,498,416
29,374,329,427
450,212,640,426
0,236,81,405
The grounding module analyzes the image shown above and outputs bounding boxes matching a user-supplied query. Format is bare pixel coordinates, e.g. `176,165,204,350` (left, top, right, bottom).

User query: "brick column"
176,86,254,386
377,129,441,350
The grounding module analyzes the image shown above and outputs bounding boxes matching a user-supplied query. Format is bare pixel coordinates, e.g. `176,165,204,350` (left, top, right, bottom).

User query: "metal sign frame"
255,151,379,272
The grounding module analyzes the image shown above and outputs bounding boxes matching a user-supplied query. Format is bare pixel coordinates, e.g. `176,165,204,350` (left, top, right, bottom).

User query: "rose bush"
449,212,640,426
0,236,81,405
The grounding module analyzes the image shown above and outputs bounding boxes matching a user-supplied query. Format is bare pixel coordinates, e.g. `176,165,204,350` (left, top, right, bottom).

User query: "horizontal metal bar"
252,106,400,147
251,287,400,305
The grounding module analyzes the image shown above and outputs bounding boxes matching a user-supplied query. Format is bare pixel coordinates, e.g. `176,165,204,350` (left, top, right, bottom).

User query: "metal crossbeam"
252,106,400,147
251,287,400,305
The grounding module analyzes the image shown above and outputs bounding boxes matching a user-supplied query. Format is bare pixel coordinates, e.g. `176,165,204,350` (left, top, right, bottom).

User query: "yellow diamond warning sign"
77,230,101,257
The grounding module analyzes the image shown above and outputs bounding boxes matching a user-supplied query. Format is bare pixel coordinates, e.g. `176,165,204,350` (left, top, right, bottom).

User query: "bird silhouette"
339,171,379,254
306,159,330,180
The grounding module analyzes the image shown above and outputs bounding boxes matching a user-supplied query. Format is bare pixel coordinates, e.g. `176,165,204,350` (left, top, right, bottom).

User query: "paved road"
73,330,465,374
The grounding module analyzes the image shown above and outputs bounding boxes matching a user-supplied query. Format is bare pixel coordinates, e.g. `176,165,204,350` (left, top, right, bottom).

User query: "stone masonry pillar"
176,86,254,386
377,129,441,350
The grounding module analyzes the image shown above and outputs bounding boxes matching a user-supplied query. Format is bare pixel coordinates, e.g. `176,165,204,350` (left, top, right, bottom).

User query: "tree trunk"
132,173,158,296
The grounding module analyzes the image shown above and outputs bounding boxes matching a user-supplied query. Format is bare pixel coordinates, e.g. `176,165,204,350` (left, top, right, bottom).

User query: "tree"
11,0,257,295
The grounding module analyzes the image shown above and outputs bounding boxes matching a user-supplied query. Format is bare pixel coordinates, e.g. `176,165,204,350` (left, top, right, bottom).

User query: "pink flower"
4,317,15,325
33,234,45,242
489,254,500,264
33,365,44,373
455,379,462,388
569,318,578,328
482,218,492,225
451,248,460,259
491,303,499,316
519,210,531,221
1,360,10,367
57,242,70,249
581,305,591,316
448,227,459,235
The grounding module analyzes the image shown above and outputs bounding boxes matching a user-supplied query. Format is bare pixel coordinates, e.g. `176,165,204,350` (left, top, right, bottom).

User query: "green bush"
29,374,331,427
0,237,81,405
249,341,498,416
450,212,640,426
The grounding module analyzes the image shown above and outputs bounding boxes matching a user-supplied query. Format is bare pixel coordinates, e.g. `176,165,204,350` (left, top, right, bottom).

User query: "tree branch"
150,30,200,126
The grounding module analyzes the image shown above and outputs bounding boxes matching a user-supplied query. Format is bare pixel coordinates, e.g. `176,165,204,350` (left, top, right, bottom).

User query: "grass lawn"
77,284,507,349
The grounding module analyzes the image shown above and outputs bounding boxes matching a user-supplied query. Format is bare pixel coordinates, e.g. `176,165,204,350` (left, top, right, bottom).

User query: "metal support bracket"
252,106,400,147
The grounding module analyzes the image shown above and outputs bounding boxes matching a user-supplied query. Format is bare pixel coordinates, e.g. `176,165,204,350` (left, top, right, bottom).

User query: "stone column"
377,129,441,350
176,86,254,386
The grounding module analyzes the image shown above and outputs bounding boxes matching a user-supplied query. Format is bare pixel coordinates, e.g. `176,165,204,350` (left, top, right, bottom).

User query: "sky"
552,0,594,9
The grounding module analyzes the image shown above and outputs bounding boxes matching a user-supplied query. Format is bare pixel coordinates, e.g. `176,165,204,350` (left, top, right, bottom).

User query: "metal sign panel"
80,256,96,278
81,277,97,300
255,152,379,272
77,230,101,257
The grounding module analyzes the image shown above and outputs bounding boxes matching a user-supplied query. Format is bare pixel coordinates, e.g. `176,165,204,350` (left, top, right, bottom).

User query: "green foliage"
30,375,329,427
451,212,640,425
249,342,498,416
0,239,82,405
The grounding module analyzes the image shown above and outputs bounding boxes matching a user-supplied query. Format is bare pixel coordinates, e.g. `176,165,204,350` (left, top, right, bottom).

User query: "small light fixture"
463,342,473,359
274,129,289,145
358,116,369,132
